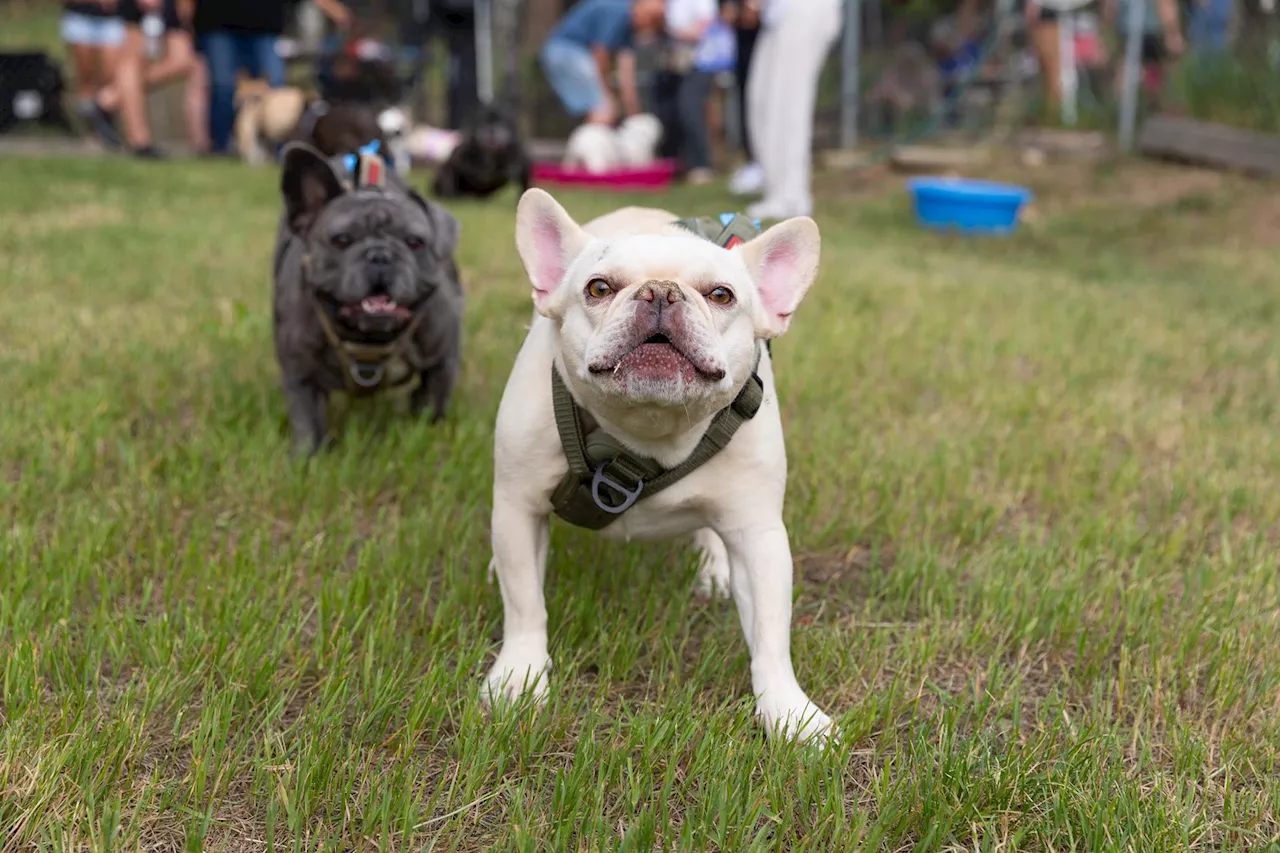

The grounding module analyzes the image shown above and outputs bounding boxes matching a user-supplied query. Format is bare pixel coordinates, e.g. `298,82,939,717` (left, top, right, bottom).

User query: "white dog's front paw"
483,647,552,707
693,528,731,599
756,690,834,745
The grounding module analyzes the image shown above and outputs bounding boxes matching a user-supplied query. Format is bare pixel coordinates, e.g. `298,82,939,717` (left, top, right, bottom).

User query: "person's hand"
97,0,118,11
587,96,618,125
138,0,162,12
1165,30,1185,56
318,0,354,30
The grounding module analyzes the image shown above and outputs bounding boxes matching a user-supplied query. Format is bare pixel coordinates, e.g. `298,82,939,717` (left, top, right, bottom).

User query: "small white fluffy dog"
562,112,665,173
376,106,413,175
484,188,833,743
562,122,625,174
615,112,664,167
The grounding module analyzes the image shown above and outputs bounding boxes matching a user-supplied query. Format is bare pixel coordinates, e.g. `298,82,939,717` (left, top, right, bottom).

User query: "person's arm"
668,19,711,40
1157,0,1184,53
314,0,353,30
1100,0,1118,27
587,44,619,123
592,43,612,85
616,49,640,117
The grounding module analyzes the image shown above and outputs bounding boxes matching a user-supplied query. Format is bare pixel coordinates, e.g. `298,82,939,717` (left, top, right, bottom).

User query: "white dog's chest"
590,491,710,542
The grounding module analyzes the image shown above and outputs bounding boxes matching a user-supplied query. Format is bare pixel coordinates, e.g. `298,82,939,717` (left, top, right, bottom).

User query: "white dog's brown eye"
586,278,613,299
330,233,354,250
404,235,425,251
706,286,735,306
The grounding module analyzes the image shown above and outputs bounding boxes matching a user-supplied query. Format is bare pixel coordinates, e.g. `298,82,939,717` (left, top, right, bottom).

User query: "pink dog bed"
531,159,678,192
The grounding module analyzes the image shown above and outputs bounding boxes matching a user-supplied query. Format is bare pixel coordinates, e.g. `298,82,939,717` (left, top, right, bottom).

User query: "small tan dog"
234,78,309,166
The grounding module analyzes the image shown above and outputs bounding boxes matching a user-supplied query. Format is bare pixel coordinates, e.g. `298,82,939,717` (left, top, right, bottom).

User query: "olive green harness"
310,297,428,395
549,213,771,531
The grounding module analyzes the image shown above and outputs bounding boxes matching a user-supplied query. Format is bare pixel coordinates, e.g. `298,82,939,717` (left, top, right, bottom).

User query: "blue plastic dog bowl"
906,177,1033,235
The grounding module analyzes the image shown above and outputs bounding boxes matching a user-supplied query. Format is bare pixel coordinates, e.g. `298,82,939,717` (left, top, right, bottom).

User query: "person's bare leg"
112,27,153,149
99,30,195,111
146,30,197,88
185,53,210,152
70,43,99,104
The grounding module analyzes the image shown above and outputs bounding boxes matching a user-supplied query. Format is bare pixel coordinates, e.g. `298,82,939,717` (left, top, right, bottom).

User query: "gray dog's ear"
281,142,347,236
408,187,461,258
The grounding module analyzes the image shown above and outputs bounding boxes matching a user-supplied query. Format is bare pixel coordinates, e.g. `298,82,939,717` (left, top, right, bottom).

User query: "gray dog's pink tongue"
362,295,397,314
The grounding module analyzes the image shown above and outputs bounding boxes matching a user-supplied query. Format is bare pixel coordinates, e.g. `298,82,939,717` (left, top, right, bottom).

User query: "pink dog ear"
514,189,590,315
736,217,822,337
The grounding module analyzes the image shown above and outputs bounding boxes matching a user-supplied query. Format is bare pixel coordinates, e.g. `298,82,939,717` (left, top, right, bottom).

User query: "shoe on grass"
729,161,763,196
131,145,168,160
87,102,123,150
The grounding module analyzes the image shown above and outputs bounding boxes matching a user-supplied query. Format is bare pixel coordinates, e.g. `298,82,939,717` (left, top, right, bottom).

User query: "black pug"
431,103,532,202
272,142,464,456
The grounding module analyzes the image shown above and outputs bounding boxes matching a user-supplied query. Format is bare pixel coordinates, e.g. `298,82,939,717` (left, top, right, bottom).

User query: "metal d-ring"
350,362,385,389
591,462,645,514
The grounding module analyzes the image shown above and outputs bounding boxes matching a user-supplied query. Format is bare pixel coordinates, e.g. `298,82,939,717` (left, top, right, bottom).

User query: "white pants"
746,0,843,214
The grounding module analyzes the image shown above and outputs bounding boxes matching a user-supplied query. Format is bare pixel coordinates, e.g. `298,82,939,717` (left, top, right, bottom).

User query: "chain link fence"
2,0,1277,154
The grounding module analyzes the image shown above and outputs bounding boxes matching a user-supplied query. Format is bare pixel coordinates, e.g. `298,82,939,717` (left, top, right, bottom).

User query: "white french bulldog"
483,188,833,743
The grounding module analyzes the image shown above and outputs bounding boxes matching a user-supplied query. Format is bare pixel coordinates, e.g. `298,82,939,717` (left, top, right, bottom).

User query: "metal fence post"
476,0,495,105
1117,0,1144,151
840,0,862,149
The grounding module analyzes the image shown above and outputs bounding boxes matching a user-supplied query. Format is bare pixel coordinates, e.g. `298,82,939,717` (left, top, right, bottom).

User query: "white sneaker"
729,162,764,196
686,167,715,186
747,198,811,222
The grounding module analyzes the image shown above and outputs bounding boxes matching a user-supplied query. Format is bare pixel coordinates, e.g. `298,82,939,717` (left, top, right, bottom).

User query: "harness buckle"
349,362,385,389
590,461,645,515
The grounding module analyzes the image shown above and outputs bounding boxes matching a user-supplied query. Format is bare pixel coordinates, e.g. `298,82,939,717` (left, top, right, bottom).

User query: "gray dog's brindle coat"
273,142,464,455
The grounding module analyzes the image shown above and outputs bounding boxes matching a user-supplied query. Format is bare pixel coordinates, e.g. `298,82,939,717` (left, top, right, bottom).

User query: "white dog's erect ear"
736,217,822,338
514,188,590,315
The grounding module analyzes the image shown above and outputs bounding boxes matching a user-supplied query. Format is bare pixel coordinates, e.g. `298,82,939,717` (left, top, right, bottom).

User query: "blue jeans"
540,38,606,116
1186,0,1232,55
676,70,713,171
197,31,285,153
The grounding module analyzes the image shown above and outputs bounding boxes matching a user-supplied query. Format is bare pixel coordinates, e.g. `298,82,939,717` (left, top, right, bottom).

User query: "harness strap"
549,351,765,530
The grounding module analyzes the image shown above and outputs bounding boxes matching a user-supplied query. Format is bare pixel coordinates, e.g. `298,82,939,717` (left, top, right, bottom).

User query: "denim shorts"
540,38,606,116
60,11,126,48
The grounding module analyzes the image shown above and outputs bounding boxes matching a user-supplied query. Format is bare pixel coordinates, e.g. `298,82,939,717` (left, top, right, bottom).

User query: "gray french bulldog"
272,141,464,456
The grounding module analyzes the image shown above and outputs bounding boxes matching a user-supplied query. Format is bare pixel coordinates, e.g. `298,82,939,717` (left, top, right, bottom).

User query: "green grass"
4,145,1280,852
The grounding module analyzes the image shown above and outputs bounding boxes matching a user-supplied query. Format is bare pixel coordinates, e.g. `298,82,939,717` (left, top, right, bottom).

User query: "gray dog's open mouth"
339,294,413,320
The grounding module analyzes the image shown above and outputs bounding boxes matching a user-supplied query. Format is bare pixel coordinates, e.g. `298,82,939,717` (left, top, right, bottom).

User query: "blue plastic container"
906,176,1033,235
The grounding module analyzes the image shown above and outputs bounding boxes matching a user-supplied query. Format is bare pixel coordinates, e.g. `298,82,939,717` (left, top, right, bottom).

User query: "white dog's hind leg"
720,525,833,745
692,527,731,599
483,499,553,707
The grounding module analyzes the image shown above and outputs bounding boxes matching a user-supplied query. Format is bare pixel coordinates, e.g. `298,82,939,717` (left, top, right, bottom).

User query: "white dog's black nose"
634,280,685,305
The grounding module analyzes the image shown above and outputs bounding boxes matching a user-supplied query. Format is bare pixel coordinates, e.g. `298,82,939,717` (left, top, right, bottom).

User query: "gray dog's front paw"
289,436,325,462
